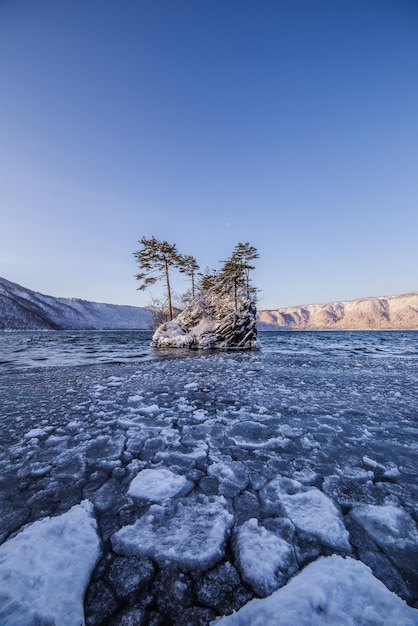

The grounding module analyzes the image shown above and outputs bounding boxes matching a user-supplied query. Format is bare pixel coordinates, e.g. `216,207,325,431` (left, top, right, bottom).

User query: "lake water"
1,330,417,624
2,329,418,372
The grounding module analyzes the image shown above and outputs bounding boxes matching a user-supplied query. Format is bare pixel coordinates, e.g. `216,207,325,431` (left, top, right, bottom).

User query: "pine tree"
198,268,218,294
232,242,259,295
220,242,259,309
219,256,243,311
179,255,199,298
133,236,182,321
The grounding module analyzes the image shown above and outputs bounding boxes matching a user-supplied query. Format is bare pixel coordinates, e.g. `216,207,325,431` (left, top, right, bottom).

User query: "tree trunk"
191,272,195,298
234,277,237,311
165,261,173,320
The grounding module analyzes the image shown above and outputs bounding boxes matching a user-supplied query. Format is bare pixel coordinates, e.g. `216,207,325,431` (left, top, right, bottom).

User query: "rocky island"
133,237,260,350
151,287,258,350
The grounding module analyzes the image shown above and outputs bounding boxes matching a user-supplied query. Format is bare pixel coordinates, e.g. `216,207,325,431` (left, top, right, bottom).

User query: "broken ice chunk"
0,500,100,626
111,495,234,570
128,467,193,502
208,461,249,496
226,422,289,450
349,503,418,598
350,504,418,551
214,555,418,625
260,477,351,552
232,518,297,596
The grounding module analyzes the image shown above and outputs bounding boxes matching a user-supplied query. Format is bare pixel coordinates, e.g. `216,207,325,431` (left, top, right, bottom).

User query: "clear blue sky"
1,0,417,310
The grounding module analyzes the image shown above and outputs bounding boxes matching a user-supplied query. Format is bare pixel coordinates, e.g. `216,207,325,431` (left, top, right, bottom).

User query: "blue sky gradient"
1,0,417,309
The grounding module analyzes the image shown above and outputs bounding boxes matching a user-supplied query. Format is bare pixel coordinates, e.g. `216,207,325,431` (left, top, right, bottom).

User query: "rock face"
257,291,418,330
151,289,258,349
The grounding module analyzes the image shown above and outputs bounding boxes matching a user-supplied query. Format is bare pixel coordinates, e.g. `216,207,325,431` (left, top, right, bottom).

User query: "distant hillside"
0,277,153,330
3,276,418,332
257,292,418,330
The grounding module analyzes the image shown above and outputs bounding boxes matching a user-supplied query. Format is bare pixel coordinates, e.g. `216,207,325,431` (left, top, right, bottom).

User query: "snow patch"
213,555,418,625
260,477,351,552
128,467,193,502
233,519,297,596
0,500,100,626
111,495,234,570
350,504,418,550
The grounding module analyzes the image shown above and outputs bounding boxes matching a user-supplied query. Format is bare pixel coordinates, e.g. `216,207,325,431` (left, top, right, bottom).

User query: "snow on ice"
260,476,351,552
0,500,100,626
232,518,297,596
350,504,418,551
214,555,418,626
128,467,193,502
111,495,234,571
1,331,418,624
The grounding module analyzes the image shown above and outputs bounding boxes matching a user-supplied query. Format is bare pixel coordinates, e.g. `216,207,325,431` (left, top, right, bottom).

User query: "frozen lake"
1,331,418,624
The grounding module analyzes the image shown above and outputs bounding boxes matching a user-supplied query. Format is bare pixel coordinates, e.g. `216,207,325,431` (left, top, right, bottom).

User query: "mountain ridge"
0,277,153,330
2,276,418,330
258,291,418,330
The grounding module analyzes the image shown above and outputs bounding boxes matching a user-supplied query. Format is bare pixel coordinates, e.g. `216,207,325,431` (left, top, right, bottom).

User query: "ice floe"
207,461,249,497
0,500,100,626
128,467,193,502
1,331,418,623
349,503,418,600
111,495,234,570
350,504,418,551
232,518,297,596
214,555,418,625
260,476,351,552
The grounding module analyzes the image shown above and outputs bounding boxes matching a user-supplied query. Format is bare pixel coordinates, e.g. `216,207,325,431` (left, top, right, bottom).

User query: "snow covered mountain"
3,275,418,331
258,292,418,330
0,277,153,330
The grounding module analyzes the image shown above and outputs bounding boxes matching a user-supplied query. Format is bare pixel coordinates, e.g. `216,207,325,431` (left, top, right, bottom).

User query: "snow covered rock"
151,289,258,349
213,555,418,625
0,500,100,626
260,476,351,552
232,518,297,597
128,467,193,502
111,495,234,571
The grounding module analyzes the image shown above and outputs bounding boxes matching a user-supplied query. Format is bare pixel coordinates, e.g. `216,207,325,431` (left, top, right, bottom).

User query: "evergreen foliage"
179,255,199,298
219,242,259,309
219,257,242,310
198,267,218,294
134,237,258,315
133,236,182,321
232,242,259,293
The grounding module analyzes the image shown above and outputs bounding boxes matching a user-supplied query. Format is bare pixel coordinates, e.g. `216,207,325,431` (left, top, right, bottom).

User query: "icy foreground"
0,500,100,626
152,288,258,349
1,331,418,624
214,555,418,625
